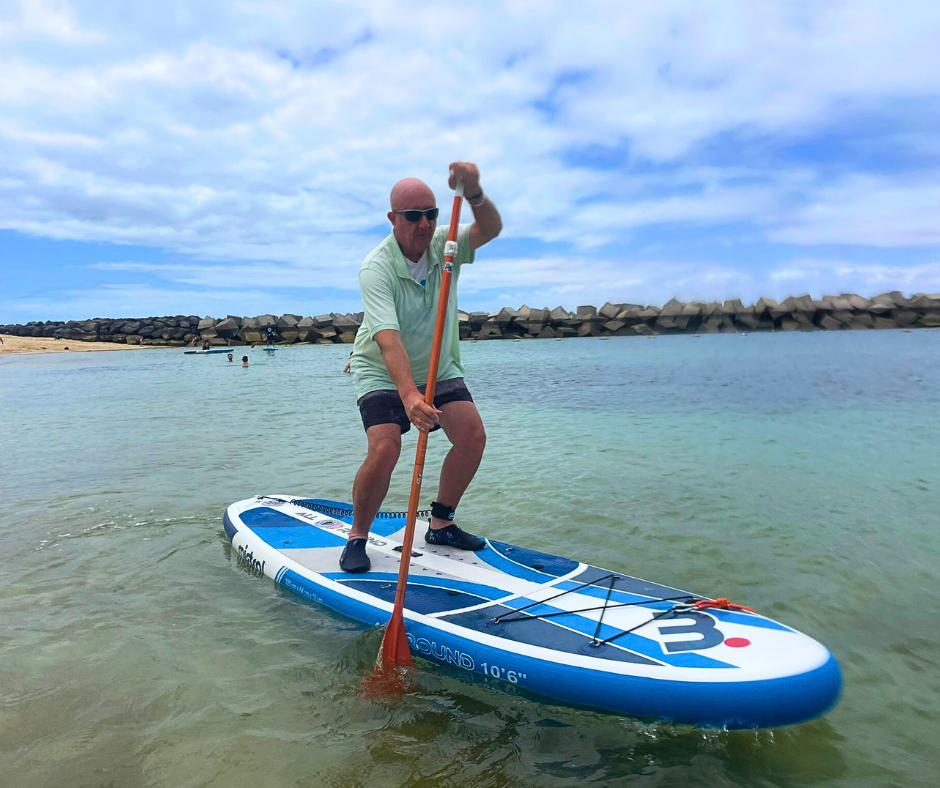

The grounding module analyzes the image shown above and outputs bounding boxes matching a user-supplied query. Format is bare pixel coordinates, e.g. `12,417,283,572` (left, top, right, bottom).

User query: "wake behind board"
184,347,232,354
223,496,841,728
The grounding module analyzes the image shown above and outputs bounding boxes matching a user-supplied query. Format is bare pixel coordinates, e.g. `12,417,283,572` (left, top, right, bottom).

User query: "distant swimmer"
227,353,234,362
202,340,211,351
241,355,249,367
342,350,352,374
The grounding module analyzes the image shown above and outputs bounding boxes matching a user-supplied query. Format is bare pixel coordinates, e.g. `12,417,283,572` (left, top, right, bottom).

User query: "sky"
1,0,940,322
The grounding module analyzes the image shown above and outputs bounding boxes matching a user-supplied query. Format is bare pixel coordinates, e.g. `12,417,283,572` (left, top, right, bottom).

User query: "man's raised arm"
449,161,502,250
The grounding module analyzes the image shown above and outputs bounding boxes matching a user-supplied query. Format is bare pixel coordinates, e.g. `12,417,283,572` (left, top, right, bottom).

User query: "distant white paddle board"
184,347,232,354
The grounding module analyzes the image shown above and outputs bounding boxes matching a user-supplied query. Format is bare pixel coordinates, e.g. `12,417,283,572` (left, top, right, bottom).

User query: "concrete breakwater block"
3,293,940,347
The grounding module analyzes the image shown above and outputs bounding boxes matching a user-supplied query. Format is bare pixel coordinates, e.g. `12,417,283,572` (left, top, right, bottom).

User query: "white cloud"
464,254,940,308
460,256,754,306
88,255,367,288
767,258,940,297
1,0,940,317
768,176,940,247
0,0,103,43
0,282,364,321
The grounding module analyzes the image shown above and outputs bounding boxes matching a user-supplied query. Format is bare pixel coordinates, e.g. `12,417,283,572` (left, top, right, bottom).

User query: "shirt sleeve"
456,223,476,266
359,266,400,339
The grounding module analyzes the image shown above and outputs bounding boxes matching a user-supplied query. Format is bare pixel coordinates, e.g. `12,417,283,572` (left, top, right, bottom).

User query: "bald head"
390,178,436,211
387,177,438,262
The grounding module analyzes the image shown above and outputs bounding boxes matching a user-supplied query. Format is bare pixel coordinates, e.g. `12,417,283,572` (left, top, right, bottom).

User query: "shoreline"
0,335,174,356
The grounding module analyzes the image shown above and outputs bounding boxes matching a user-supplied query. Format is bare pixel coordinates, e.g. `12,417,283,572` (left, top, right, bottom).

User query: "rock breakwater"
2,292,938,346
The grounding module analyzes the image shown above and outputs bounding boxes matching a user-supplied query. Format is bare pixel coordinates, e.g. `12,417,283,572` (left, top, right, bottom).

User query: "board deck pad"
223,495,841,728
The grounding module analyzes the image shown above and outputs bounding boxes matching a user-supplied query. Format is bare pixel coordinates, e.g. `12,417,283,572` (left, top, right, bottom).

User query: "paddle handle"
391,184,464,611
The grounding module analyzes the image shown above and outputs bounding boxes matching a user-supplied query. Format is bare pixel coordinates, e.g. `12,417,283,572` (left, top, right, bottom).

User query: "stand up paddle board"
184,347,232,354
223,496,841,728
262,346,278,352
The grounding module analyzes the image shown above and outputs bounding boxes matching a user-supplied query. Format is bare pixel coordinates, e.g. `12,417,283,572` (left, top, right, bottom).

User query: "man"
341,161,502,573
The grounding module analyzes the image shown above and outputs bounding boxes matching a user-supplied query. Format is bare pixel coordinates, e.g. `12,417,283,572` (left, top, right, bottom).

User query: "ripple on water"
0,333,938,786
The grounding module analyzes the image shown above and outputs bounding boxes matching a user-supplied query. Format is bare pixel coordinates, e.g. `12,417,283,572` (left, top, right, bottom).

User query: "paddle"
364,178,466,695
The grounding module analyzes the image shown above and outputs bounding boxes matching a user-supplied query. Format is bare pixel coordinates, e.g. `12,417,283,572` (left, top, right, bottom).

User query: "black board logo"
236,544,266,578
657,611,724,652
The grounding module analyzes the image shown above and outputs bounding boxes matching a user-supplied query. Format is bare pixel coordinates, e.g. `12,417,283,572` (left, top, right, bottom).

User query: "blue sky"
2,0,939,322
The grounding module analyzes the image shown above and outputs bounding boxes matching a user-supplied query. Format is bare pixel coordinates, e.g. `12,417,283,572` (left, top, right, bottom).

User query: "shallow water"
1,330,938,787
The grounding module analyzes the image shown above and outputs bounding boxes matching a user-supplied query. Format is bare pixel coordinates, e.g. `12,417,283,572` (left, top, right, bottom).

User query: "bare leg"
351,424,402,540
431,400,486,529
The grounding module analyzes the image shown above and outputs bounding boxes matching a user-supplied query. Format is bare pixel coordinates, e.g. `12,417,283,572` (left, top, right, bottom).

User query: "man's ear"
387,211,396,225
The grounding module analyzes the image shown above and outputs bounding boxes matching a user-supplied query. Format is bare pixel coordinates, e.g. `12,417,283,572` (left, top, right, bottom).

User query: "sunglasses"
392,208,439,223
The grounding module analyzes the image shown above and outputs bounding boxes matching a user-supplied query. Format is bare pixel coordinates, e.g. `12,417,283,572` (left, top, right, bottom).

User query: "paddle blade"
363,610,415,697
379,610,413,667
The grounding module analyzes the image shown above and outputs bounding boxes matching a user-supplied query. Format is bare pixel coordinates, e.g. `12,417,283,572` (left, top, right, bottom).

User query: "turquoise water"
1,331,938,787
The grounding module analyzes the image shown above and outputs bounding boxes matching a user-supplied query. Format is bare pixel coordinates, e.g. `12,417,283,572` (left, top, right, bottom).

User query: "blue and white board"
223,496,841,728
184,347,232,354
262,346,278,352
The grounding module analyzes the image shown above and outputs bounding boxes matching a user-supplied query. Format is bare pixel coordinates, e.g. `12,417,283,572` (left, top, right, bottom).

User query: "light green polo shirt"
351,224,475,399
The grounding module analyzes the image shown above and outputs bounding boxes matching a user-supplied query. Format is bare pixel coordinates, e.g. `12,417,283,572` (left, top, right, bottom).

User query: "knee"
369,436,401,475
464,423,486,456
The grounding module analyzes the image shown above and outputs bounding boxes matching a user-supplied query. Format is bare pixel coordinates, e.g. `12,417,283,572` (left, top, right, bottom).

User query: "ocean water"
1,330,938,788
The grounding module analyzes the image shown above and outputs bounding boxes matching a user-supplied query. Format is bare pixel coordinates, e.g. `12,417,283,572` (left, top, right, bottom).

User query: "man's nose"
418,215,430,229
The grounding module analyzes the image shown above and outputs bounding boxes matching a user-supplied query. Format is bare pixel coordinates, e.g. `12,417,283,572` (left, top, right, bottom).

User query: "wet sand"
0,335,172,355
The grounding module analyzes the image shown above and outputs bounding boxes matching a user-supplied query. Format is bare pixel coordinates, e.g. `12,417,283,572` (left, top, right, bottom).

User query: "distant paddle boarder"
340,162,502,573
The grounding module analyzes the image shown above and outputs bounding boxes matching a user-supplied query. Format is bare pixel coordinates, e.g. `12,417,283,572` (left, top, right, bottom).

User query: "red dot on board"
724,637,751,648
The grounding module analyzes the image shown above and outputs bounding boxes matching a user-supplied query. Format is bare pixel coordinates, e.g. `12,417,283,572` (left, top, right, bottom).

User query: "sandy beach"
0,335,172,355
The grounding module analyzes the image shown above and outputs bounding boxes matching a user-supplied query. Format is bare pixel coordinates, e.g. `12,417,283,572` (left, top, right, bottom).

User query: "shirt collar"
387,232,436,281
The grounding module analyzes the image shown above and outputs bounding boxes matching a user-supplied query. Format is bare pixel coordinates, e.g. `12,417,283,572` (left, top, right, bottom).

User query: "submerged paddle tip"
363,665,417,698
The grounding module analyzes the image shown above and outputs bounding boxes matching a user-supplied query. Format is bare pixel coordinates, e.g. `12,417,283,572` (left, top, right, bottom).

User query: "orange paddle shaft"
377,182,465,672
